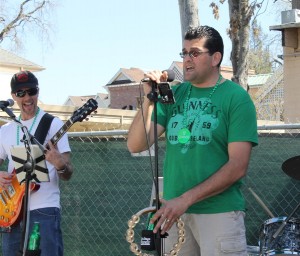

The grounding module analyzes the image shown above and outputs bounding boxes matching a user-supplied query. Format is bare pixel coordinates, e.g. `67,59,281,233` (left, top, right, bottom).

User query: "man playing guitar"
0,70,73,256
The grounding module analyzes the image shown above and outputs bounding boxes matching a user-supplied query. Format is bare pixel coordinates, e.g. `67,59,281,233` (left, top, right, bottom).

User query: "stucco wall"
283,30,300,122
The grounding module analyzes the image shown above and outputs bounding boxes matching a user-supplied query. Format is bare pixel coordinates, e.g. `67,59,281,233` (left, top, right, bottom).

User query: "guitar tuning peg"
93,110,97,114
85,118,89,121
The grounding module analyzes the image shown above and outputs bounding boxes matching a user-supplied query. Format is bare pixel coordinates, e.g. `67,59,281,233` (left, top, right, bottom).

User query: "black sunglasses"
15,88,39,98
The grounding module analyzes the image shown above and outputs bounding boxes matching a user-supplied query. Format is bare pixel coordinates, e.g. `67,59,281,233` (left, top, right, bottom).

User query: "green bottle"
146,212,155,230
28,222,40,250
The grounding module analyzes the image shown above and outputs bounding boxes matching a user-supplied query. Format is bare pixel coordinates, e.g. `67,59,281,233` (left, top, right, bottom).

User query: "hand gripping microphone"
141,69,175,83
142,70,176,104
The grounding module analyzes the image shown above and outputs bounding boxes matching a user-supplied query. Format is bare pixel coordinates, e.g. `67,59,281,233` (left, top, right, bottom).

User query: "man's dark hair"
184,25,224,67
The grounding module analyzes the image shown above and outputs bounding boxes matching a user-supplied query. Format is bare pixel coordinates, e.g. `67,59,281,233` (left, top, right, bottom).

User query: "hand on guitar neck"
44,141,67,170
44,141,72,181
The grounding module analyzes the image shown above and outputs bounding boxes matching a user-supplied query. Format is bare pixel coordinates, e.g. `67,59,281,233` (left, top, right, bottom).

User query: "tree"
210,0,292,88
227,0,259,89
179,0,292,89
0,0,55,51
248,19,272,74
179,0,257,89
178,0,199,42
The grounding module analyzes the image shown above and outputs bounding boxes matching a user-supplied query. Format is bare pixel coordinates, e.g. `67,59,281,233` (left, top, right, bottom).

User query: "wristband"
57,166,67,174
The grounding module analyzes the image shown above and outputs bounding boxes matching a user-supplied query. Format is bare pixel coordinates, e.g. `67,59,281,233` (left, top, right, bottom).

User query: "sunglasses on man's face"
15,88,39,98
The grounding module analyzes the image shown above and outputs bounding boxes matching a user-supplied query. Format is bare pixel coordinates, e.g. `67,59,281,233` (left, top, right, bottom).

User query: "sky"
3,0,283,105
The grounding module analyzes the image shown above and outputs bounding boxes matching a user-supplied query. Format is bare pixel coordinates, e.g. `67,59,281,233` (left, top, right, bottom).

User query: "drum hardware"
274,156,300,252
258,157,300,255
246,245,260,255
278,156,300,239
259,216,300,255
272,201,300,240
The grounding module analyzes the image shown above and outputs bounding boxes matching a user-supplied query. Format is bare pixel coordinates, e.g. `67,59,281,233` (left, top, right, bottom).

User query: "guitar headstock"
71,98,98,123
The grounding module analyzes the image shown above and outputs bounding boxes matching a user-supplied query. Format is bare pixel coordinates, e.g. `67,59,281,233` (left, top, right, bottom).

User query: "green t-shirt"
154,79,258,214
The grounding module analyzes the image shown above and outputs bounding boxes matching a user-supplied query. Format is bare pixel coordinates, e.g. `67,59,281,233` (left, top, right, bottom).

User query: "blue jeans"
2,207,63,256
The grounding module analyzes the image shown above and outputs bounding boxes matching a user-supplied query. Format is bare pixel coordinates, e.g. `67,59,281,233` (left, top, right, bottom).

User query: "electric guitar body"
0,174,39,227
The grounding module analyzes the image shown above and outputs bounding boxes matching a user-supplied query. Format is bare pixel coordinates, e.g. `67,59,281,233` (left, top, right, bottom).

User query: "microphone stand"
18,125,41,256
0,106,41,256
146,81,167,256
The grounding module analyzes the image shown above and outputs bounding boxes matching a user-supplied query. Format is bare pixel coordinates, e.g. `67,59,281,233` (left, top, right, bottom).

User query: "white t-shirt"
0,108,71,210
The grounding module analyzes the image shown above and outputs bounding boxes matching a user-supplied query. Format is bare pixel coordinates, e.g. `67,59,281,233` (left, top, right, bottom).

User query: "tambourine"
126,206,185,256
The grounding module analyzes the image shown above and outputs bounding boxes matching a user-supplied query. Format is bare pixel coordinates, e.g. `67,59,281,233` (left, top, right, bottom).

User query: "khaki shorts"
164,211,247,256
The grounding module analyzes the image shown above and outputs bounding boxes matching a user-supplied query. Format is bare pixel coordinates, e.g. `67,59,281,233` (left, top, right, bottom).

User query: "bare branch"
0,0,54,50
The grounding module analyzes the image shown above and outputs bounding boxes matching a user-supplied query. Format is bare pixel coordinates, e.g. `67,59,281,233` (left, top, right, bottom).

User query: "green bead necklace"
178,74,223,144
16,107,40,145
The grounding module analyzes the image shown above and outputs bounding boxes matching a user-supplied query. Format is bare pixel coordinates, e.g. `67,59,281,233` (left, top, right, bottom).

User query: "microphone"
0,99,16,118
142,70,175,82
0,99,14,108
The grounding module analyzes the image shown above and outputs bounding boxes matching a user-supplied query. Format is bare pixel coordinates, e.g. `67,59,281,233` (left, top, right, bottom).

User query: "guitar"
0,98,98,229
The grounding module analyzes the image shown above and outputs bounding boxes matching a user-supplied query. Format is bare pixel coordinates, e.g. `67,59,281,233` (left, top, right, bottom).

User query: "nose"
183,55,193,62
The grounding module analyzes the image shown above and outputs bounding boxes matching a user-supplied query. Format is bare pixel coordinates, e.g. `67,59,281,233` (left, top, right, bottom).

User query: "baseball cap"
11,70,39,93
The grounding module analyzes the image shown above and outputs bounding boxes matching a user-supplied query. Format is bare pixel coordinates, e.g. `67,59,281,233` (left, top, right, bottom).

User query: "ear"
212,52,222,67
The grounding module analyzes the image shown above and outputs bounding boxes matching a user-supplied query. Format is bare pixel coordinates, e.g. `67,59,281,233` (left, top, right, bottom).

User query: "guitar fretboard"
46,119,73,149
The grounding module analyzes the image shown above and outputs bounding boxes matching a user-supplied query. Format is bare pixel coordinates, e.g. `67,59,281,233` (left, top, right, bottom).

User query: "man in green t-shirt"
127,25,258,256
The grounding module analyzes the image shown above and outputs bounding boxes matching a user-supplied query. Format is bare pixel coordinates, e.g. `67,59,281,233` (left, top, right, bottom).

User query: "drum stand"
276,156,300,239
272,200,300,239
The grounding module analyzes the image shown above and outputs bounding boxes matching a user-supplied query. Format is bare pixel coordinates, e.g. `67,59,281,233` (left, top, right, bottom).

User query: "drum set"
249,156,300,255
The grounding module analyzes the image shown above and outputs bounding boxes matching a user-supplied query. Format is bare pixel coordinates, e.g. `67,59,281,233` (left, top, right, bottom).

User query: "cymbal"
282,155,300,180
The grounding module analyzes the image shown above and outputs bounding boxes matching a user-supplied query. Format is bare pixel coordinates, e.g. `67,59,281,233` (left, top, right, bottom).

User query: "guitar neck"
43,98,98,150
46,119,73,148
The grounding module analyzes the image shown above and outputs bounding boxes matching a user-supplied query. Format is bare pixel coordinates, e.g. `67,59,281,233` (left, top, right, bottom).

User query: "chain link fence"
1,125,300,255
63,125,300,255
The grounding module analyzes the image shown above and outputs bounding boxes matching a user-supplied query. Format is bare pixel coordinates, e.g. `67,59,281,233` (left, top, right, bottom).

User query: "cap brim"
11,83,38,93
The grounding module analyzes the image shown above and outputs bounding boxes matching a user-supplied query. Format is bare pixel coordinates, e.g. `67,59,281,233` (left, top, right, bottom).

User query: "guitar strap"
32,112,55,165
34,113,54,146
